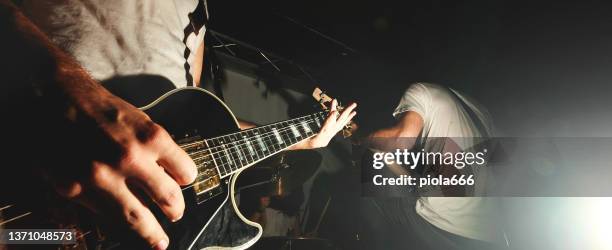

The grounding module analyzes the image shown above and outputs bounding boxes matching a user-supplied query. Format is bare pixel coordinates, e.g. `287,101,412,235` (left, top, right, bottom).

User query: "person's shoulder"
402,82,447,99
409,82,461,108
405,82,444,92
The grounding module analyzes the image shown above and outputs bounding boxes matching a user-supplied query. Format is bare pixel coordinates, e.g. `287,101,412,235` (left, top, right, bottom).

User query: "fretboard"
204,111,327,178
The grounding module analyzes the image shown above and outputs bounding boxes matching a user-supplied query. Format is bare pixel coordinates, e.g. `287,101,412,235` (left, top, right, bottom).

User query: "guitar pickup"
193,169,222,204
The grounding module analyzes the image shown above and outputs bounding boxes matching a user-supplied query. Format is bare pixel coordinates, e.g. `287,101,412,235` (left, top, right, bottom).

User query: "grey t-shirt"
21,0,207,87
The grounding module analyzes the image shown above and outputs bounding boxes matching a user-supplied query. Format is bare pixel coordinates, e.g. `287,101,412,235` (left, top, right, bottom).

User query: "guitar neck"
203,111,327,178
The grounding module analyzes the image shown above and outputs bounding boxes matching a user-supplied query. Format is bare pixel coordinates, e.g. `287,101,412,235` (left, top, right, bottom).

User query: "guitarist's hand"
45,75,197,250
2,3,196,248
6,2,193,249
291,99,357,149
45,72,197,250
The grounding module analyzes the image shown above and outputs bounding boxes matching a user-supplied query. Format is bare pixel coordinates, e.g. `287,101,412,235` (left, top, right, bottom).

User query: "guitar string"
189,116,321,160
199,128,314,178
201,109,347,173
176,112,322,149
177,111,326,151
182,134,316,191
182,131,315,191
190,118,321,177
184,118,318,180
178,118,322,170
177,110,325,147
183,105,353,188
178,109,343,189
181,114,325,160
182,119,322,189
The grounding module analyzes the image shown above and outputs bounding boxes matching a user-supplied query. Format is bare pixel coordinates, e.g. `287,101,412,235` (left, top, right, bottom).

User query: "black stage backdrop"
204,1,612,249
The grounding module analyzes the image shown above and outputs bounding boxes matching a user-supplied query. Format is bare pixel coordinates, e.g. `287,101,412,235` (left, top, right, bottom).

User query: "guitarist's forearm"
361,111,423,152
0,0,107,109
362,127,412,152
287,139,313,150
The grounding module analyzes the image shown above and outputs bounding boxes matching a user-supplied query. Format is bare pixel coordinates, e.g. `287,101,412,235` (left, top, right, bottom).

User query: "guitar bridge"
193,169,222,204
178,136,224,204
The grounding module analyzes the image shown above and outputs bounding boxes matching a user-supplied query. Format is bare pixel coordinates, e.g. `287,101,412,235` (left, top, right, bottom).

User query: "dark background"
207,0,612,137
205,1,612,249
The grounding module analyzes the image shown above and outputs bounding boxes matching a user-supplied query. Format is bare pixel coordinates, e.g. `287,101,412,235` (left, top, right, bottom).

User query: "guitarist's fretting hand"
1,2,196,249
290,99,357,150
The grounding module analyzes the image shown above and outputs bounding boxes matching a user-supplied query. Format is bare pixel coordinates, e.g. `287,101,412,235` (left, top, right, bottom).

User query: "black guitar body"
108,86,260,250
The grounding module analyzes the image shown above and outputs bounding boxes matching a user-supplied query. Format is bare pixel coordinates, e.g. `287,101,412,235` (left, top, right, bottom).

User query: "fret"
280,122,296,145
221,136,238,172
233,138,245,170
196,111,330,178
227,146,241,171
289,120,301,142
217,138,231,173
314,113,323,128
246,140,256,159
306,114,319,133
289,124,300,138
295,118,308,140
274,128,284,150
207,138,223,175
242,135,257,164
204,140,227,175
271,126,285,148
301,119,312,135
221,145,232,172
252,128,268,153
291,118,301,140
282,126,292,145
253,130,266,160
226,135,242,170
298,118,310,138
234,143,246,165
221,140,235,173
262,126,279,153
244,130,259,160
236,139,252,166
253,129,268,153
256,134,267,152
229,134,246,167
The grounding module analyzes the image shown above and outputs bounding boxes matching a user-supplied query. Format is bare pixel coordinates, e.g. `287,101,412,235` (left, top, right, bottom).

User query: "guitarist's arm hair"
0,0,95,99
0,3,198,247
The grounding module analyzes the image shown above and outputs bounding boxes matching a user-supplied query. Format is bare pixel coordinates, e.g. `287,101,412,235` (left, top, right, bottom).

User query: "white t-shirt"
393,82,500,242
21,0,207,87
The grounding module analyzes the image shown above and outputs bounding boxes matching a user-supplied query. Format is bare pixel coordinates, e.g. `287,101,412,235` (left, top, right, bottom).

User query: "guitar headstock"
312,87,357,138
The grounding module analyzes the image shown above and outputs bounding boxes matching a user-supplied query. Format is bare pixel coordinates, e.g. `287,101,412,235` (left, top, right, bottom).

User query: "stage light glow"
583,198,612,249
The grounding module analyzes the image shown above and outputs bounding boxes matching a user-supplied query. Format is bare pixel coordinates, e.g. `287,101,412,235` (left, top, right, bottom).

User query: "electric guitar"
0,86,351,250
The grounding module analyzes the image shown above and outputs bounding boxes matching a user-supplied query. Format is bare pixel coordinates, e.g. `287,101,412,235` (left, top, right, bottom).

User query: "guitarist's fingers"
344,112,357,128
336,103,357,129
330,99,338,112
103,180,170,250
321,110,339,132
129,164,185,222
154,129,197,185
336,111,357,133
